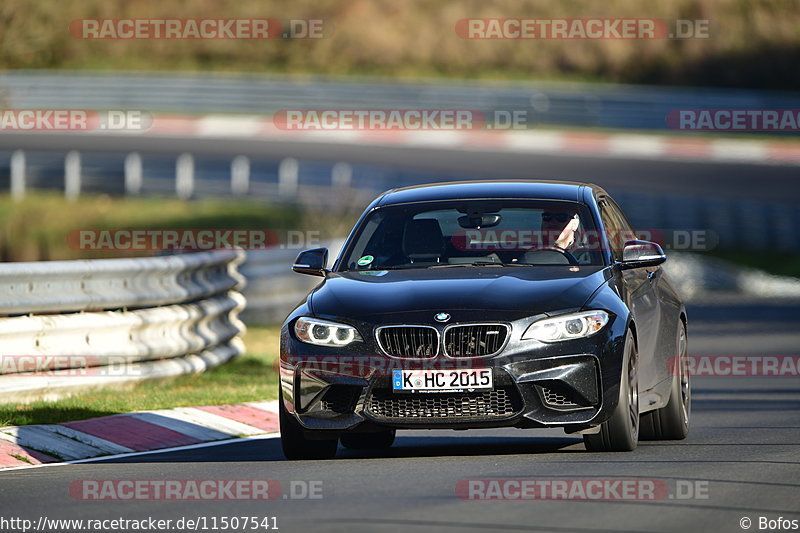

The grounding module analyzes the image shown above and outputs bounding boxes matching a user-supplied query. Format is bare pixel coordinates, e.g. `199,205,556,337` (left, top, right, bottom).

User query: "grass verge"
0,192,303,262
0,192,362,262
0,326,281,427
705,250,800,279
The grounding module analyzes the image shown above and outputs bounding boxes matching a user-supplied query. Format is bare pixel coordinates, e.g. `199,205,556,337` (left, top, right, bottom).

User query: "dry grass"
0,0,797,88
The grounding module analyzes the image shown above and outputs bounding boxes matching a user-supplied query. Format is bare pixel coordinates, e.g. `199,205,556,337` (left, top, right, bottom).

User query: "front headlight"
294,317,363,347
522,310,609,343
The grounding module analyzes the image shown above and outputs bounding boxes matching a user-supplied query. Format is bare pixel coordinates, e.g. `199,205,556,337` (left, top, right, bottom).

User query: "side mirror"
620,240,666,269
293,248,329,277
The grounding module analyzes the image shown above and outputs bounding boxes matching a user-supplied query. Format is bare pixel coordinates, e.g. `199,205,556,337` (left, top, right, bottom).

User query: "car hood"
309,266,611,320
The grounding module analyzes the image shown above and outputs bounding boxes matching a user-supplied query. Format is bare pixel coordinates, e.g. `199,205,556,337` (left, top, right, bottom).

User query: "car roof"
375,179,607,206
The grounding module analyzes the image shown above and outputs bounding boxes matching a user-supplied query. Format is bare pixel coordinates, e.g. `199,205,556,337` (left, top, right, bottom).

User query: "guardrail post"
124,152,143,195
278,158,299,198
332,162,352,189
231,155,250,196
64,150,81,201
10,150,25,201
176,153,194,200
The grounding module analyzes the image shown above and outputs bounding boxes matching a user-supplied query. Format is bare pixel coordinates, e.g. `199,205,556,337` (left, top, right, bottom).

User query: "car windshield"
337,199,605,271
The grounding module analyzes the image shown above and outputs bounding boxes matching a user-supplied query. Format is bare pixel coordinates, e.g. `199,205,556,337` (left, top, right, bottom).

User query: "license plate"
392,369,493,392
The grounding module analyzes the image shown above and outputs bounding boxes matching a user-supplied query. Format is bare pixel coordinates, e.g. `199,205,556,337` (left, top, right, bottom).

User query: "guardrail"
2,70,800,131
0,250,247,402
0,250,245,314
239,240,344,324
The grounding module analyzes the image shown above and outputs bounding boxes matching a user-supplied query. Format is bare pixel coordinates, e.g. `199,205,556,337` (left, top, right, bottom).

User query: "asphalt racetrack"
0,133,798,532
1,295,798,533
0,131,798,203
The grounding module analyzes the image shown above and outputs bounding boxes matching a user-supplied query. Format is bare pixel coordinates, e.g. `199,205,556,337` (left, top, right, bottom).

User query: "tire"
584,329,639,452
640,322,690,440
279,396,338,460
340,430,396,450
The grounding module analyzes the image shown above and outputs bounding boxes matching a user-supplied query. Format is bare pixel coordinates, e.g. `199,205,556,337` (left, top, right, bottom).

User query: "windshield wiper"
430,261,531,268
343,262,536,271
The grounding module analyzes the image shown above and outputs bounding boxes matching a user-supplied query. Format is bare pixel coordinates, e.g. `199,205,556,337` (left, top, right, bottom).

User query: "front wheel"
279,396,338,460
640,322,690,440
584,329,639,452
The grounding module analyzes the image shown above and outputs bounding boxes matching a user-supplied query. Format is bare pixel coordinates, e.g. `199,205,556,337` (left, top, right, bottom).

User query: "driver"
540,210,581,250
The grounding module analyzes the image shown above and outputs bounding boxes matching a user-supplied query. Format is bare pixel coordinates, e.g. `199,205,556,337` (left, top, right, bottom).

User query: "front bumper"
279,313,627,433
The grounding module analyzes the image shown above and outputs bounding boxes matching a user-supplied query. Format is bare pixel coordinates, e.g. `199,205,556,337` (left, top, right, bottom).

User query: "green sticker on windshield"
357,255,374,266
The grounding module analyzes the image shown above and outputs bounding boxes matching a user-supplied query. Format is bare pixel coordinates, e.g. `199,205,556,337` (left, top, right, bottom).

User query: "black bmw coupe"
279,180,690,459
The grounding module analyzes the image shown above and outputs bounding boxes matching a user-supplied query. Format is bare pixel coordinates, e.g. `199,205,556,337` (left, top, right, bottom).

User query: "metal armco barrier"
2,70,799,131
0,250,247,402
0,250,245,314
239,240,344,324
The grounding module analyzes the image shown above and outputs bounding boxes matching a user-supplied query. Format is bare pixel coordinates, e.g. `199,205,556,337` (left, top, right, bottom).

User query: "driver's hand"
554,215,580,250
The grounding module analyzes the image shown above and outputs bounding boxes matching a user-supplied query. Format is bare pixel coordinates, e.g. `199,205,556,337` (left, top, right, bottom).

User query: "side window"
607,197,643,250
598,199,624,261
606,197,634,233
